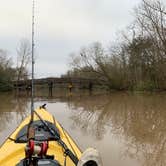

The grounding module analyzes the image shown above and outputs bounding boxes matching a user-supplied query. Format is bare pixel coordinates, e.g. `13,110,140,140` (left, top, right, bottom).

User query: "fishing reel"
25,125,48,158
25,139,48,157
17,140,58,166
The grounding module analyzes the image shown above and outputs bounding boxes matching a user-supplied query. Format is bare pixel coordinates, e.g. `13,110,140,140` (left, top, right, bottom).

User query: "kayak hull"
0,108,82,166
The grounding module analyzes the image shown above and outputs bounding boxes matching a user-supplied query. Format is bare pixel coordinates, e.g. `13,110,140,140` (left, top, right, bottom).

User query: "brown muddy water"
0,91,166,166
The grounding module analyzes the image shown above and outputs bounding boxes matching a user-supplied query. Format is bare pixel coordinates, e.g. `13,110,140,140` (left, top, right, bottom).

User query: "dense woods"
67,0,166,91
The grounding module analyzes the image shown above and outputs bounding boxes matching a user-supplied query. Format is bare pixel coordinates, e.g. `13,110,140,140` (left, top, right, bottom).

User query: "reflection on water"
0,92,29,143
0,91,166,166
66,92,166,166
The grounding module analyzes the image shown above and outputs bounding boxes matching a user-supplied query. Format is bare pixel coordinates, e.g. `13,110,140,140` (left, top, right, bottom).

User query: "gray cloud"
0,0,142,78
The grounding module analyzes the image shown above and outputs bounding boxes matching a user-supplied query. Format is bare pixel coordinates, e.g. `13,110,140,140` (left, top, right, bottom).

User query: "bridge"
13,77,102,91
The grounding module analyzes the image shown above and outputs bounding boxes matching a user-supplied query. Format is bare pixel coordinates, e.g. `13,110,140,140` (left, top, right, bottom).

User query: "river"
0,91,166,166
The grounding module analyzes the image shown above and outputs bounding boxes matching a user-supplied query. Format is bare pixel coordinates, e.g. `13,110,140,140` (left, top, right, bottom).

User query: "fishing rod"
31,0,35,122
27,0,35,141
28,1,79,165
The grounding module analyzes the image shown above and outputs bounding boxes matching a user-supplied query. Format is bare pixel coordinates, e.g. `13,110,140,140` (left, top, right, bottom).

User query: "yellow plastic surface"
0,108,82,166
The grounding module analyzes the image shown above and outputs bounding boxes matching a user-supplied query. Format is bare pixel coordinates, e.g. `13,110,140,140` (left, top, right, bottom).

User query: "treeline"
0,39,31,91
66,0,166,91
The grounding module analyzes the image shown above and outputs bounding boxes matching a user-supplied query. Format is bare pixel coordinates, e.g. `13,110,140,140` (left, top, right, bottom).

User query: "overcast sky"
0,0,141,78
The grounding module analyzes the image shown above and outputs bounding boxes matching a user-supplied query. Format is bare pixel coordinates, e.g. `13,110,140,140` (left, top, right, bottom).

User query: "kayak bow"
0,107,82,166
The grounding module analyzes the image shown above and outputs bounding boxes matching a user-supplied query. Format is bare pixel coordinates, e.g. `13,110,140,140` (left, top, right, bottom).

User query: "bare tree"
16,39,31,81
134,0,166,88
0,49,12,70
134,0,166,56
69,42,114,86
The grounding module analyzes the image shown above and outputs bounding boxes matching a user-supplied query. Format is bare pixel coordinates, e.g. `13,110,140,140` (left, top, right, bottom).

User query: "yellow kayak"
0,106,82,166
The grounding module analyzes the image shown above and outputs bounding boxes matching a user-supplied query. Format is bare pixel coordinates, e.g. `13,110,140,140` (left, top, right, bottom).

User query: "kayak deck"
0,108,82,166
